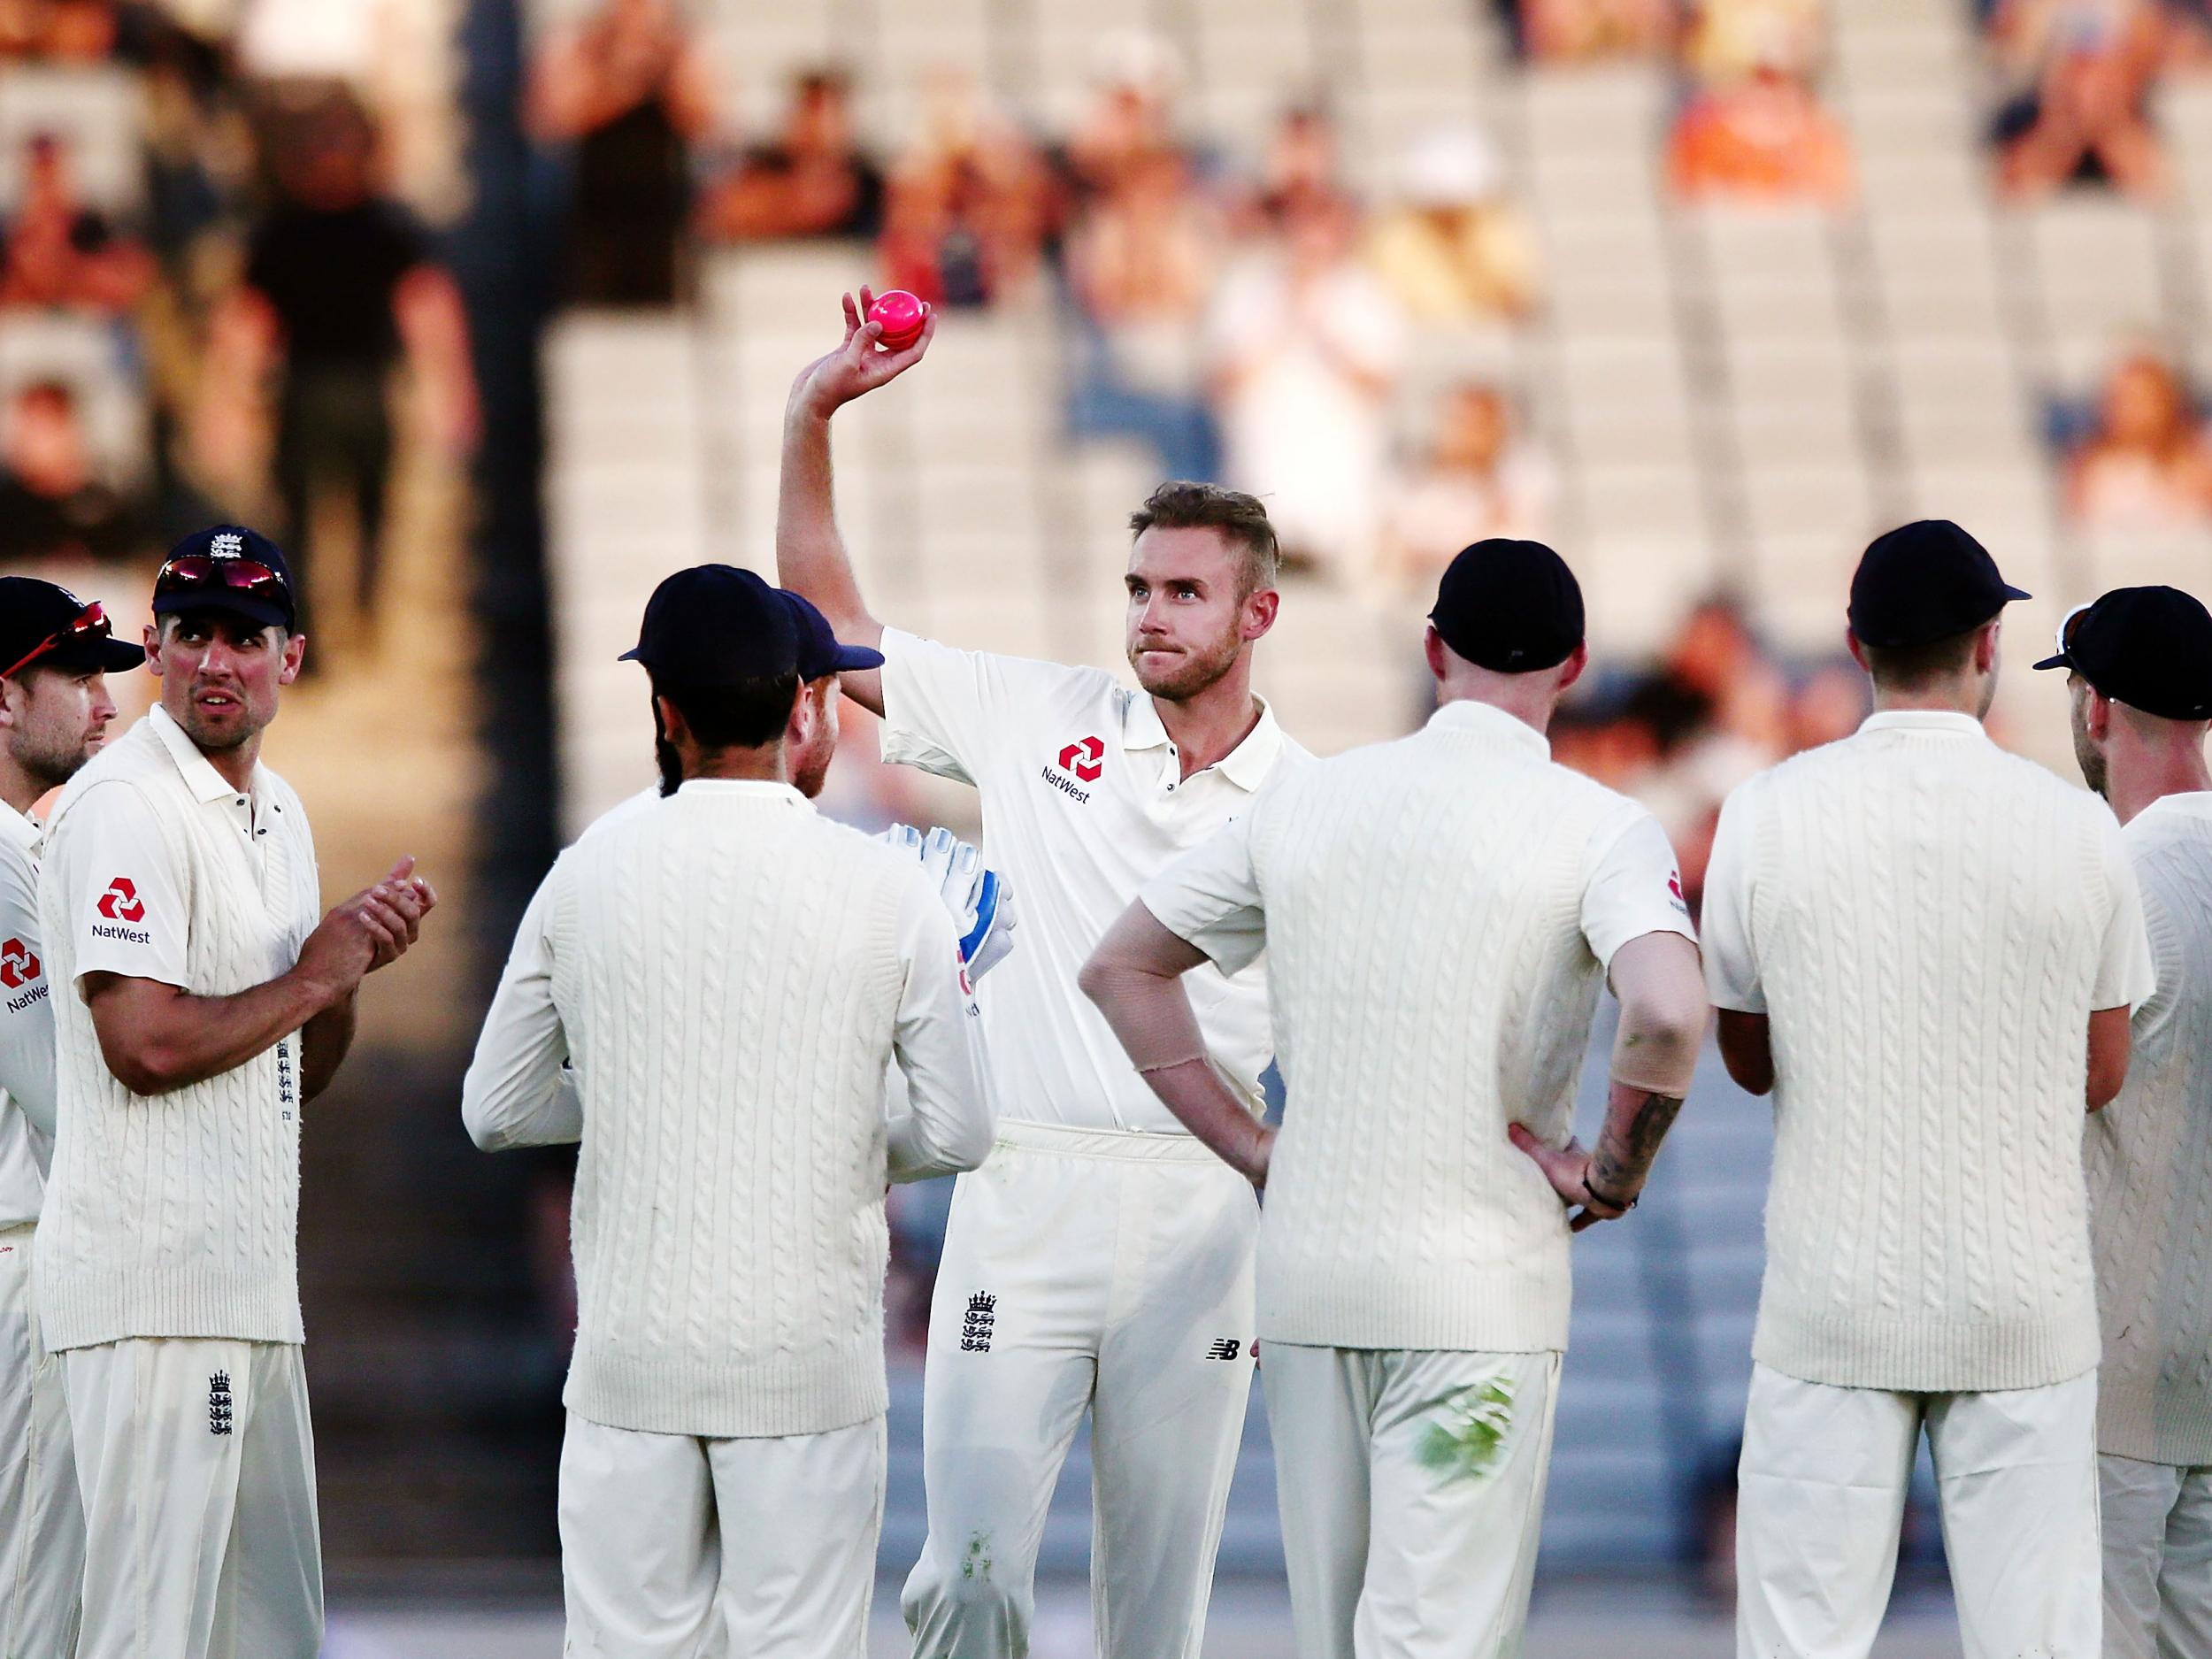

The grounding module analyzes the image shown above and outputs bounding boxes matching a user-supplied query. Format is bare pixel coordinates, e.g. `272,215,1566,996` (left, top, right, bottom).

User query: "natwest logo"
0,938,38,989
97,878,144,924
1056,736,1105,784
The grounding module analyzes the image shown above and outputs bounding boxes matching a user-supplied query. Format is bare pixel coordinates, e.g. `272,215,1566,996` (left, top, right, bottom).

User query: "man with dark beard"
0,577,142,1659
779,293,1310,1659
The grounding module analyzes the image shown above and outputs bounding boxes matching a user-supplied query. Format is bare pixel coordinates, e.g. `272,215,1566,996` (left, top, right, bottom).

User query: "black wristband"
1583,1175,1638,1214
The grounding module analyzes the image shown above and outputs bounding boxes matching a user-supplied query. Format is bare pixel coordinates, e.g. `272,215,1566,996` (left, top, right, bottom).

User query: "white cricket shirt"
1702,709,2155,1392
2085,792,2212,1463
1141,699,1695,1352
0,800,56,1230
35,704,321,1349
879,627,1310,1133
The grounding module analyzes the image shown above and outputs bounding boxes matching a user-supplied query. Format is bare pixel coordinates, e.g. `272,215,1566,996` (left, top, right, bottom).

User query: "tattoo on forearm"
1591,1091,1686,1196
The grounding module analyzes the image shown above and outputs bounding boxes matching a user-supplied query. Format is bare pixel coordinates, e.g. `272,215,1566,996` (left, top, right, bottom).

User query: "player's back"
1241,701,1659,1353
543,782,918,1437
1724,713,2131,1390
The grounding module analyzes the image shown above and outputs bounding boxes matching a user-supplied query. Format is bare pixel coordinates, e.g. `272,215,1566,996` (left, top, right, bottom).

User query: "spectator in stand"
528,0,716,309
1064,145,1225,481
1381,382,1554,592
198,88,477,644
0,378,142,561
1518,0,1678,60
1062,32,1189,204
1205,191,1403,576
1241,102,1349,230
698,68,885,243
1666,38,1855,208
1993,0,2170,199
2064,350,2212,528
878,68,1053,309
1365,125,1540,328
0,132,154,313
1683,0,1825,82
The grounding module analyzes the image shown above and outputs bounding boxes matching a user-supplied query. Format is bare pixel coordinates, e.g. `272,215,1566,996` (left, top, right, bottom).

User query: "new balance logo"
960,1292,996,1353
0,937,38,990
1206,1339,1242,1362
208,1371,234,1435
96,878,144,924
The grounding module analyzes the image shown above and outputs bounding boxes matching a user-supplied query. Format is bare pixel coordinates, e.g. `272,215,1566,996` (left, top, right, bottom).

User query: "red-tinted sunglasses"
154,552,291,611
0,600,111,681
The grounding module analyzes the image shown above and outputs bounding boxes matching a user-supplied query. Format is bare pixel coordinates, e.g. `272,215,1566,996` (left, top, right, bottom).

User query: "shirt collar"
2136,791,2212,828
673,778,814,810
1119,691,1286,793
0,798,38,856
148,703,254,805
1426,697,1553,758
1856,710,1989,740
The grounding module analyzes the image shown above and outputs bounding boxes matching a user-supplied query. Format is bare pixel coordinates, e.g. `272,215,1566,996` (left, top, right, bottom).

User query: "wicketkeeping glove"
880,824,1018,981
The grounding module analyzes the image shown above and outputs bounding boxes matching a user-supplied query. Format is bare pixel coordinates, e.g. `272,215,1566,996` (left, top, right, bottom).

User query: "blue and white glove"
881,824,1018,981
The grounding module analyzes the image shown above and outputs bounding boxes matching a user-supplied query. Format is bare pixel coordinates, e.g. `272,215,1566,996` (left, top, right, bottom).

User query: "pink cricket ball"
868,289,926,350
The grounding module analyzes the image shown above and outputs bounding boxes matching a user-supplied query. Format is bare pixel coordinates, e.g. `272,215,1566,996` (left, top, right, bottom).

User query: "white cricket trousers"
1259,1345,1560,1659
558,1409,886,1658
901,1120,1259,1659
2100,1452,2212,1659
0,1222,80,1655
1736,1362,2101,1659
64,1336,323,1659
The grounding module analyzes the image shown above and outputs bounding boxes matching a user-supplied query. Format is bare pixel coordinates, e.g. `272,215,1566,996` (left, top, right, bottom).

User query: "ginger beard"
1121,527,1263,704
2069,675,2108,799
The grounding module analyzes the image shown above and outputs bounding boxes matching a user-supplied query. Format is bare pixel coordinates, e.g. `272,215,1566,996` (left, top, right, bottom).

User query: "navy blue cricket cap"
0,576,145,677
2033,585,2212,721
1429,538,1586,673
780,589,885,679
620,565,802,683
151,524,296,633
1847,520,2029,649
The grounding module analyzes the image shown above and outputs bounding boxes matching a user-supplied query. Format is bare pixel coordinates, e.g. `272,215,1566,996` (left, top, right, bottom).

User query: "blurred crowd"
0,0,475,652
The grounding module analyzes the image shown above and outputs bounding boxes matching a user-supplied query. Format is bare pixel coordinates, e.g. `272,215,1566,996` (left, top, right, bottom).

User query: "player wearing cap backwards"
0,577,143,1657
779,294,1311,1659
461,566,999,1656
2034,587,2212,1659
1081,540,1707,1658
1703,521,2155,1659
34,526,434,1659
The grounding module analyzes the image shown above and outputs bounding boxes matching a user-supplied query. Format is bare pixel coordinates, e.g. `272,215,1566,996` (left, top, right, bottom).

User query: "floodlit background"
4,0,2210,1647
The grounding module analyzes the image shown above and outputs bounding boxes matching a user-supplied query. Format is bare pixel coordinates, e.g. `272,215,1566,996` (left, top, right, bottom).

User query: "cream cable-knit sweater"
35,718,318,1350
1149,701,1691,1354
549,790,932,1438
2088,792,2212,1464
1710,713,2150,1393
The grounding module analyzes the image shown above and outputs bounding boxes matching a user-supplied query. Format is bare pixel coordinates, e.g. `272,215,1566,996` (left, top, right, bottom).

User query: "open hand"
787,287,936,419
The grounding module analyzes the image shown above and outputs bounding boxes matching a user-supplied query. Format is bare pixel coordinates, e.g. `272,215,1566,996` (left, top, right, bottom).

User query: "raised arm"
778,288,935,717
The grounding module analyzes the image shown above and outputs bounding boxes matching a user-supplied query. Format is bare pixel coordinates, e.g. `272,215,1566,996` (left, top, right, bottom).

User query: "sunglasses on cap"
0,600,111,681
153,551,291,611
2053,601,2093,664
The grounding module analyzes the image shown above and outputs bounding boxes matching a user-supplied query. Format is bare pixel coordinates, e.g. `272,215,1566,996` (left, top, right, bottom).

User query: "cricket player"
1081,538,1707,1657
35,525,434,1659
460,565,1001,1655
780,291,1310,1659
1703,520,2154,1659
0,577,142,1655
2035,586,2212,1659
